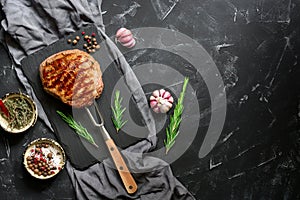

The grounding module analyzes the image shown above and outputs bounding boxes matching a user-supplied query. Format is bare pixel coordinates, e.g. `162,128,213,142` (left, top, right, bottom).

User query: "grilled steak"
39,49,104,108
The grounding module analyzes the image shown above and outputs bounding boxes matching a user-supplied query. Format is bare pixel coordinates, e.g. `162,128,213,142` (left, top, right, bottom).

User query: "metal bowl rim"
23,138,66,180
0,92,38,133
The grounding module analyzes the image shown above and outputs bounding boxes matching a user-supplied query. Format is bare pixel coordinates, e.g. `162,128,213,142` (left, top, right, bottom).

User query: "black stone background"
1,0,300,199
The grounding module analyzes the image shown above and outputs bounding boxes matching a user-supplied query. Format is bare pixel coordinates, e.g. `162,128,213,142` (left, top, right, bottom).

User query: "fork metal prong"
85,107,101,127
84,100,104,127
93,100,104,125
85,101,111,141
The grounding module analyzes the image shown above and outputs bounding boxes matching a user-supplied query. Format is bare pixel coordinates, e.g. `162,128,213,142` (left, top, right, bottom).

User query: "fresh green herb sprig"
164,77,189,154
57,110,98,148
111,90,127,132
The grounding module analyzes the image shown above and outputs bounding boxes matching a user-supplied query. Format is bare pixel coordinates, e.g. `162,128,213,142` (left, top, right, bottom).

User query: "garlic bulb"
150,89,174,113
115,27,136,48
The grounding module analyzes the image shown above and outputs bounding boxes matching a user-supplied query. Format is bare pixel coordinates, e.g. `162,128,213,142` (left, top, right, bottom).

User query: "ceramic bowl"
23,138,66,179
0,92,38,133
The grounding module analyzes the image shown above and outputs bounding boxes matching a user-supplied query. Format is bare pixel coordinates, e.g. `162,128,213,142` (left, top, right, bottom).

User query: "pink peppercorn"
81,31,85,35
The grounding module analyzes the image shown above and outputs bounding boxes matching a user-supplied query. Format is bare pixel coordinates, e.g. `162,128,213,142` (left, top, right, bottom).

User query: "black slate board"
20,25,143,170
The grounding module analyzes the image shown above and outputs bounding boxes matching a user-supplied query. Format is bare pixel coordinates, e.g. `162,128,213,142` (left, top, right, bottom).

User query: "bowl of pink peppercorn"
23,138,66,179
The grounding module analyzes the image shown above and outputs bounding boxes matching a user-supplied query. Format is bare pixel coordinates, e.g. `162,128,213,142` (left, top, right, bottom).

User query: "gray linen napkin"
0,0,195,199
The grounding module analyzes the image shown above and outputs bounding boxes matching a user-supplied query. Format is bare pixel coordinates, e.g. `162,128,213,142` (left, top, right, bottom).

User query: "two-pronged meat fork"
85,101,137,194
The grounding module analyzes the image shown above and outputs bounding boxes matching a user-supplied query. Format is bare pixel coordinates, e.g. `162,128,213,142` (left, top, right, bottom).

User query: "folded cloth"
67,152,194,200
0,0,106,129
0,0,195,199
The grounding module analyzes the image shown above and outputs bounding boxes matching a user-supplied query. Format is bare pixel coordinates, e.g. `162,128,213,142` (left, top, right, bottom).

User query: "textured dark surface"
1,0,300,199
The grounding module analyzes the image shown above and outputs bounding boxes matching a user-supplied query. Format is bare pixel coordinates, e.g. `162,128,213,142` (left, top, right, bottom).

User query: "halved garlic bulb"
150,89,174,113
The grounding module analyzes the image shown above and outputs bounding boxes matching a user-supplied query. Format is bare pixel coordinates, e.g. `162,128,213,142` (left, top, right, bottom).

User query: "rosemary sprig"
111,90,127,132
56,110,98,148
164,77,189,154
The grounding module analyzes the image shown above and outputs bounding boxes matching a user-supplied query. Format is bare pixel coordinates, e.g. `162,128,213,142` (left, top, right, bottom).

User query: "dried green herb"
164,77,189,154
56,110,98,148
1,94,34,130
111,90,127,132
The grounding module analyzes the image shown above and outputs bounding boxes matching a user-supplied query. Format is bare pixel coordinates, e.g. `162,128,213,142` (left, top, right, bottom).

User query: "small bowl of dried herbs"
0,92,38,133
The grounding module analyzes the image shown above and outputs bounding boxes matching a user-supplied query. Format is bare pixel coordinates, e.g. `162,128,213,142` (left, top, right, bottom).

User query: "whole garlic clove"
149,89,174,113
115,27,136,48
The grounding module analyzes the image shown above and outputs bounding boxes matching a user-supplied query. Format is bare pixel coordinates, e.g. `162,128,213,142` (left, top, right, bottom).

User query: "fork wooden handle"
105,139,138,194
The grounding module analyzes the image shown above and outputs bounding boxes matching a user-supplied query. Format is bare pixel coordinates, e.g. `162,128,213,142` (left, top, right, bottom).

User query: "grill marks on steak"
40,50,104,108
